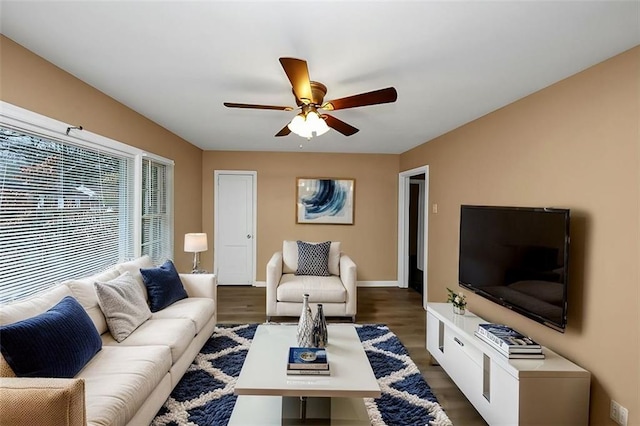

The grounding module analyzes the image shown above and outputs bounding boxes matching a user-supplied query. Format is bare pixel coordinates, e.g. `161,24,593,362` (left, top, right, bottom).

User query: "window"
0,102,173,303
141,158,173,265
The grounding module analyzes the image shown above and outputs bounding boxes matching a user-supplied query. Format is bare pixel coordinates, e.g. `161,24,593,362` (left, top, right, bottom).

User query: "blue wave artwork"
300,180,348,220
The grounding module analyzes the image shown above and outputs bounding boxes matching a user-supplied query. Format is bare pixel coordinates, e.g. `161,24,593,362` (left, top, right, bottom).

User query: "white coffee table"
229,324,380,425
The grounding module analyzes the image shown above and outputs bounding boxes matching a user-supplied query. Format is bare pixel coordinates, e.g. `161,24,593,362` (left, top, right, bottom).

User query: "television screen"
458,205,570,332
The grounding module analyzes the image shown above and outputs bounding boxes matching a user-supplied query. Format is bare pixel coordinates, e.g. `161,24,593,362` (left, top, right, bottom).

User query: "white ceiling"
1,1,638,154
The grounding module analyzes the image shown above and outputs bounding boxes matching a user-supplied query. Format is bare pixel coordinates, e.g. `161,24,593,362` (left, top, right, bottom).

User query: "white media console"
426,302,590,425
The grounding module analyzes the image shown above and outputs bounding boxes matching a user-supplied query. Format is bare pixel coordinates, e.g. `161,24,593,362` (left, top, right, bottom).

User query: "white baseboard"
357,281,398,287
252,280,398,288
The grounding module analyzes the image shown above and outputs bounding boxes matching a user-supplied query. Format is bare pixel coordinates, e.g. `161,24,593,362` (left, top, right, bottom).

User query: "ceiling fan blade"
224,102,293,111
275,124,291,137
321,87,397,111
279,57,313,104
323,114,359,136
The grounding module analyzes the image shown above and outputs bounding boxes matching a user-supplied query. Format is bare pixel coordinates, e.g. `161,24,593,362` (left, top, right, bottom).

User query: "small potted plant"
447,288,467,315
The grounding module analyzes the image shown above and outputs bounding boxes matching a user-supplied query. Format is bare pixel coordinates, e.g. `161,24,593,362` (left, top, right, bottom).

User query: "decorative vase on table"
297,294,314,347
312,303,328,348
453,305,466,315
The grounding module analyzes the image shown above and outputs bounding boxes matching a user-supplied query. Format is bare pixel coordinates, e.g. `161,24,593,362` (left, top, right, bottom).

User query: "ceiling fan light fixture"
306,111,330,137
287,110,329,139
287,113,312,138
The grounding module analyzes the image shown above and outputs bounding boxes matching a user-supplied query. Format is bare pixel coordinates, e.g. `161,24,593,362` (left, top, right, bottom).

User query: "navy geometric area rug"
152,324,452,426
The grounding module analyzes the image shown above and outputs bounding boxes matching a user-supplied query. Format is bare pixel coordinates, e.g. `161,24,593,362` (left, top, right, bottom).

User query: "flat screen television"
458,205,570,332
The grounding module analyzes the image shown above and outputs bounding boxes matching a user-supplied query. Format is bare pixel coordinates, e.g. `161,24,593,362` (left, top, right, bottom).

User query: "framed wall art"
296,178,355,225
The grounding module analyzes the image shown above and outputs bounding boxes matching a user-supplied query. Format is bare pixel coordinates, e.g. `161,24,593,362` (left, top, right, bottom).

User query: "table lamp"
184,233,207,273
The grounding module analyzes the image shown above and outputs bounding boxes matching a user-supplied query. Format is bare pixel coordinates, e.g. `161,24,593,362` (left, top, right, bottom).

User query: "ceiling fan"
224,57,397,139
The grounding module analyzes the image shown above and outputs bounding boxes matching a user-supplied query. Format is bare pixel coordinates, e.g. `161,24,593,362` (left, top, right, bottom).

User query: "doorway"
398,165,429,308
408,176,425,295
214,171,257,285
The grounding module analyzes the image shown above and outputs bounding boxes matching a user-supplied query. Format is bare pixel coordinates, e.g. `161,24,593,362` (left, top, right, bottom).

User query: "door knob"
247,234,252,239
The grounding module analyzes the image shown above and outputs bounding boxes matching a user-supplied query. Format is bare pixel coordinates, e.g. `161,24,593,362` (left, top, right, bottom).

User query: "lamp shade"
306,111,330,136
184,233,208,252
287,114,312,138
287,110,330,139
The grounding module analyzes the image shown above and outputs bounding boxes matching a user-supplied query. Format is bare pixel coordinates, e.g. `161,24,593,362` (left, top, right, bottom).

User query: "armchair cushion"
0,377,86,426
283,240,341,275
277,275,347,303
296,241,331,276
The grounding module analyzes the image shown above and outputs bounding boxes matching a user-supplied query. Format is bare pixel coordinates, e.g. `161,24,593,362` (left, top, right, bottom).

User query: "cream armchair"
266,240,357,322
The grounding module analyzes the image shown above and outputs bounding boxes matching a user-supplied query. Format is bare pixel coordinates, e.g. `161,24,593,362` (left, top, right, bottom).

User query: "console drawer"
445,326,483,367
444,324,483,404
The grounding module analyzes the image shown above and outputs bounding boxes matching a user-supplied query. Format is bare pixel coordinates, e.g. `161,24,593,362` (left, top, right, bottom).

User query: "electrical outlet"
611,400,620,422
619,405,628,426
611,400,629,426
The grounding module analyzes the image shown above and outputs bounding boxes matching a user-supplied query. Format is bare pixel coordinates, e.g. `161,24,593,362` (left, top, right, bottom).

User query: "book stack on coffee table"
286,347,330,375
475,323,545,359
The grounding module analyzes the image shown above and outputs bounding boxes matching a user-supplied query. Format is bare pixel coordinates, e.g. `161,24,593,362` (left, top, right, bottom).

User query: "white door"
214,171,256,285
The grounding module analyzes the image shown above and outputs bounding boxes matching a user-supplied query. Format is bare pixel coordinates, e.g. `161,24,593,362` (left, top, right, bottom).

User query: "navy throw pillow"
296,241,331,276
140,260,188,312
0,296,102,378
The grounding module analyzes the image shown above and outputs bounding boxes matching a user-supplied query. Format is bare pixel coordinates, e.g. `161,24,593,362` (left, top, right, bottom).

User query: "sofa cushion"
94,272,152,343
101,318,195,364
114,255,154,301
296,241,331,276
65,268,121,335
78,345,171,426
140,260,188,312
151,298,216,334
283,240,341,275
0,296,102,378
0,285,73,327
276,274,347,303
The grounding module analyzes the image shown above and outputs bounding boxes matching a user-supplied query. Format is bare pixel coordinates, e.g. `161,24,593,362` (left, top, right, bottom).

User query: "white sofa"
0,256,217,426
266,240,357,321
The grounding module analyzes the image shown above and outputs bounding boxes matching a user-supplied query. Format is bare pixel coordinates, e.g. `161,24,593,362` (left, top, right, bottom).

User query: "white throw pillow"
114,255,154,301
94,271,152,342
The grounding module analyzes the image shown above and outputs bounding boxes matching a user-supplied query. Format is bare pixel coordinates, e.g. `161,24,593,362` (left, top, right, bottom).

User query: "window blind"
141,158,173,266
0,127,136,303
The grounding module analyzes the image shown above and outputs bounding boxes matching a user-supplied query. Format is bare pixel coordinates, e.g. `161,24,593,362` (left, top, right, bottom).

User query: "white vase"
453,305,465,315
297,294,314,347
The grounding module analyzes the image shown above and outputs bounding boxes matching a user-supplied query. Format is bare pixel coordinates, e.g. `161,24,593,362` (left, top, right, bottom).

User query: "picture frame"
296,178,355,225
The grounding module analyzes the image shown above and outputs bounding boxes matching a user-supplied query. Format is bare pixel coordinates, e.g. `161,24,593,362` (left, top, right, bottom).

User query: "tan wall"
401,47,639,425
0,36,203,272
201,151,399,281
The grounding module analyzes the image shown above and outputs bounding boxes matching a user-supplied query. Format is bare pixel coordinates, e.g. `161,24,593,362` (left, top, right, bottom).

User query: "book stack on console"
475,323,545,359
286,347,330,375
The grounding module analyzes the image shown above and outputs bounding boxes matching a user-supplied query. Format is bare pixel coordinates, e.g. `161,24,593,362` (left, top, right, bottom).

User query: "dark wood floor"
217,285,488,426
